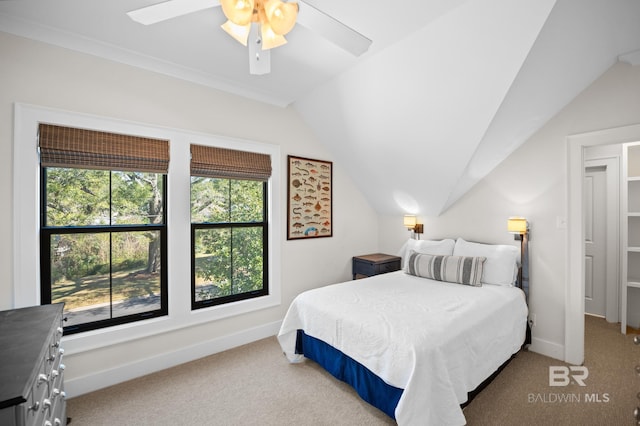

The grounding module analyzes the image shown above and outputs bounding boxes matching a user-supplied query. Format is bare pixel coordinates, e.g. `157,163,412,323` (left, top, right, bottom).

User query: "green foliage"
191,177,265,301
112,171,164,224
45,168,164,306
50,233,109,283
44,168,266,308
191,178,263,223
45,168,110,226
46,168,163,226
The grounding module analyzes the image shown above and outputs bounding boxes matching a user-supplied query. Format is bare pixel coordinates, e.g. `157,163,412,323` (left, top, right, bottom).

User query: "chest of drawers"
0,304,66,426
352,253,402,279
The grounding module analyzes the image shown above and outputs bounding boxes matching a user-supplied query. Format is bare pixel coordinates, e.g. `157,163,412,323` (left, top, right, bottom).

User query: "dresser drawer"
49,382,66,426
43,322,66,426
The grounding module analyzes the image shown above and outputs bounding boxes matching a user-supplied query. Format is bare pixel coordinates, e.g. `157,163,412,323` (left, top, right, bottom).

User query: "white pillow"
452,238,519,286
398,238,455,259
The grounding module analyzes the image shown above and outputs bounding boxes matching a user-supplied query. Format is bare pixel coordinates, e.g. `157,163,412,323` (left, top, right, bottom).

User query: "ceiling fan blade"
127,0,220,25
296,0,372,56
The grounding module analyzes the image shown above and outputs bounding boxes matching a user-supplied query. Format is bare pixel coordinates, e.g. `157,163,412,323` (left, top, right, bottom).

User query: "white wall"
0,32,379,395
380,61,640,362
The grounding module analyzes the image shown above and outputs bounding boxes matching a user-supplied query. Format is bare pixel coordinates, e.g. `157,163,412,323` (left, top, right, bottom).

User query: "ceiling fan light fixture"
221,20,251,46
261,21,288,49
264,0,298,36
221,0,255,26
127,0,373,75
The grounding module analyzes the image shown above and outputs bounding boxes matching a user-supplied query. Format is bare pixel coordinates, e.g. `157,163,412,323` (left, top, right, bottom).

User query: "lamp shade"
264,0,298,35
261,21,288,49
507,217,528,234
404,215,417,229
221,0,255,26
221,20,251,46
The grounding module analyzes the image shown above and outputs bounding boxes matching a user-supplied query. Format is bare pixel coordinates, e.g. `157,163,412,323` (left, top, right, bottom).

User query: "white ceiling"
2,0,640,216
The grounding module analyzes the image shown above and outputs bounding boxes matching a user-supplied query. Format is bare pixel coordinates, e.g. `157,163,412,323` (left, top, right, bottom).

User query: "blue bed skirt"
295,329,403,419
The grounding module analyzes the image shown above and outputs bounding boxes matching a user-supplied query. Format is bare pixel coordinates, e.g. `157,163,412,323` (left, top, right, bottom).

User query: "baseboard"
65,320,282,398
527,336,564,362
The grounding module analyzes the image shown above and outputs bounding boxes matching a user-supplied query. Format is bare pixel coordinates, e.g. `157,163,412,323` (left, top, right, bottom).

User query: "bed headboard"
517,233,529,303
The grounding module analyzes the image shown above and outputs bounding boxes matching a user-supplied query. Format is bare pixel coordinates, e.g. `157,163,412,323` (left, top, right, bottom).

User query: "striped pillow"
405,250,486,287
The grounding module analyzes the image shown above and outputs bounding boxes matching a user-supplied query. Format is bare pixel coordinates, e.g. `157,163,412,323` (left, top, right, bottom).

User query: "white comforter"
278,271,528,426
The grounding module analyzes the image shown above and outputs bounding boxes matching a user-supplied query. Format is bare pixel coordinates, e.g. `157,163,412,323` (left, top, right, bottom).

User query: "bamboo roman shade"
190,144,272,181
38,123,170,173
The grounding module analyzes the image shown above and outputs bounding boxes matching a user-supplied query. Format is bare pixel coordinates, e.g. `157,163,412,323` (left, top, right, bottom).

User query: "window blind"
190,144,272,181
38,123,170,173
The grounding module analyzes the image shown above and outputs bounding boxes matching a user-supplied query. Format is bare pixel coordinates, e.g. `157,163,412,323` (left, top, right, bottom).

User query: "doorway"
567,124,640,366
583,156,619,324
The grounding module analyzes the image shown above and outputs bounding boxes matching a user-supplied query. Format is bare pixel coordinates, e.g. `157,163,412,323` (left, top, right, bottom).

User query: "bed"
277,238,529,425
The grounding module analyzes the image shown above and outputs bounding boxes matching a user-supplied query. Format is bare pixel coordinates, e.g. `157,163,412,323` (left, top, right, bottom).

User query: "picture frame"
287,155,333,240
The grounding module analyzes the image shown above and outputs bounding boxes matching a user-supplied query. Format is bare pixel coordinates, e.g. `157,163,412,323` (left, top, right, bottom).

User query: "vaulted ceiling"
2,0,639,216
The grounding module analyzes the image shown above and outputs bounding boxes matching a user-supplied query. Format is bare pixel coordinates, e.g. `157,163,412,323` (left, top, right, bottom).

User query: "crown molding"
0,14,291,107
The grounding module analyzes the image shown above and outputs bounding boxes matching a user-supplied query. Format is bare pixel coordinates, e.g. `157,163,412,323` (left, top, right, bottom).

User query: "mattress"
278,270,528,425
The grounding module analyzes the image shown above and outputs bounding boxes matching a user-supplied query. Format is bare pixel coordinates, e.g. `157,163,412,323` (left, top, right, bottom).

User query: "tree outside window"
41,168,168,333
38,123,168,334
191,177,268,308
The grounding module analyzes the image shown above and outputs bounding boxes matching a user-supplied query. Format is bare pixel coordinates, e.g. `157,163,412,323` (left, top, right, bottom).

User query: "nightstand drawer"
352,253,401,279
377,261,400,274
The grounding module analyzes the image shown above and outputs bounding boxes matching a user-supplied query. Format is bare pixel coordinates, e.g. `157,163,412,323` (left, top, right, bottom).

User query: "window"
16,105,282,352
190,145,271,309
39,124,169,334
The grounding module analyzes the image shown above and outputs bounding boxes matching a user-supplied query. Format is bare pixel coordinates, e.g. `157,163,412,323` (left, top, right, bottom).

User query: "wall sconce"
508,216,529,302
404,215,424,239
507,217,529,240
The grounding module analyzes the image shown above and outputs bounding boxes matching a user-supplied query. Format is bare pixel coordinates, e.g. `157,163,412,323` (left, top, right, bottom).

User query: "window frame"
191,179,269,310
39,168,169,334
14,104,282,356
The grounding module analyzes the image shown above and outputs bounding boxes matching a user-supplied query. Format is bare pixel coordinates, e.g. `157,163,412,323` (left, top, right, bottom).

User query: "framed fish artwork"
287,155,333,240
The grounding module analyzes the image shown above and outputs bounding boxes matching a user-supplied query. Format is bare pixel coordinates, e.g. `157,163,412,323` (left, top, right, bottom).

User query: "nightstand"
352,253,402,280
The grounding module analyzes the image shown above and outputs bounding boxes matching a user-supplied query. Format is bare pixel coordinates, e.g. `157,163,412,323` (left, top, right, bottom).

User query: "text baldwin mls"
528,366,610,403
528,393,610,404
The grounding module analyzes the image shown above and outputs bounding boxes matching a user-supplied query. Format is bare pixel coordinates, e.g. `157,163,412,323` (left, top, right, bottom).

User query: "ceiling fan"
127,0,372,75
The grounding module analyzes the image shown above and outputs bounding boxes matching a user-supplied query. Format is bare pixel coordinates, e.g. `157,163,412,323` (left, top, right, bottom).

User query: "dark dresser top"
353,253,401,263
0,304,63,409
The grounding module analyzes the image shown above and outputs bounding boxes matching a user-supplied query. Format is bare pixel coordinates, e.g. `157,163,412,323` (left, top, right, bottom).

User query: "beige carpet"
67,316,638,425
463,315,637,425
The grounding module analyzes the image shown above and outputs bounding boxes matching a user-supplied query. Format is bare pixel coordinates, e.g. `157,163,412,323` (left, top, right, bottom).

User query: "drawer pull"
43,398,52,412
38,373,48,385
59,363,66,371
59,348,65,356
44,421,52,426
54,419,62,426
51,369,59,378
52,388,67,399
29,401,40,412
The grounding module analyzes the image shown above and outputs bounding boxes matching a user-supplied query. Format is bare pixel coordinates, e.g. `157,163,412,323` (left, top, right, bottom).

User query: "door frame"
584,157,619,323
567,124,640,365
